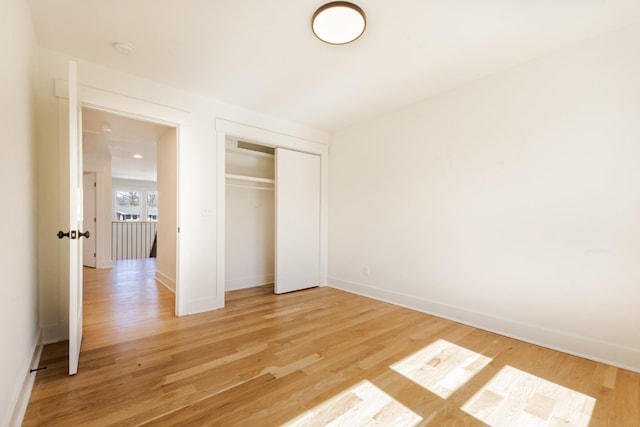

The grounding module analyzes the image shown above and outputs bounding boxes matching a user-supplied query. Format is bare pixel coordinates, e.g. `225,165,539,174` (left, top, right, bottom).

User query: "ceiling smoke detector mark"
112,41,135,56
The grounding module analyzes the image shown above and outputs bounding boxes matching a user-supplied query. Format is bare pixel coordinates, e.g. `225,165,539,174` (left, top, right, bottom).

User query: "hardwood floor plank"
23,259,640,426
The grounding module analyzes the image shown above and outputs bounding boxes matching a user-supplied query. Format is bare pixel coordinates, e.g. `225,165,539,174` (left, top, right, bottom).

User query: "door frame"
55,79,185,316
215,119,329,306
82,172,97,268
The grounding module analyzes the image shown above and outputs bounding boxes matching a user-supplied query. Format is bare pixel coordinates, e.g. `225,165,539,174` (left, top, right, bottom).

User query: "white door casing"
82,172,96,268
55,77,186,315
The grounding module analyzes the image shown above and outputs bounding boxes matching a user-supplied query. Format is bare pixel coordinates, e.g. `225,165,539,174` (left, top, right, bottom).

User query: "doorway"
221,132,324,298
82,107,178,298
225,139,275,292
215,118,329,308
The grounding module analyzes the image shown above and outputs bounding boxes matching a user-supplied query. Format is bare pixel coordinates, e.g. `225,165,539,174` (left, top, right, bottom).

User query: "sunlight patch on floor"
390,339,492,399
462,365,596,427
283,380,423,426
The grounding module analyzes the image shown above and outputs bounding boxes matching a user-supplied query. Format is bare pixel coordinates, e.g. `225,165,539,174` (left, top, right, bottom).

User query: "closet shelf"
225,173,275,184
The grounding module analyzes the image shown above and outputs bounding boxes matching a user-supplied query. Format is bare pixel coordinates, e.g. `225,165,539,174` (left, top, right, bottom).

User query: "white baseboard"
155,270,176,293
184,295,223,316
328,277,640,373
42,323,66,344
8,329,44,427
97,259,113,269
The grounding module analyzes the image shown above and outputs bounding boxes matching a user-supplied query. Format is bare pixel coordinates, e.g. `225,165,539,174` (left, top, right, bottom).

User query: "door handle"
78,230,90,239
57,230,78,239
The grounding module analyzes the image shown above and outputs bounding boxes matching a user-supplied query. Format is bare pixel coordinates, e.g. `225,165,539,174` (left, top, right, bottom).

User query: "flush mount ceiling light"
312,2,366,45
133,154,143,159
112,41,135,56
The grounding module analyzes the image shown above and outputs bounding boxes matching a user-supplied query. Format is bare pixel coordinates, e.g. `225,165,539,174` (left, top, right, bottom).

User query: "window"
116,191,141,207
115,191,142,221
114,189,158,221
147,191,158,221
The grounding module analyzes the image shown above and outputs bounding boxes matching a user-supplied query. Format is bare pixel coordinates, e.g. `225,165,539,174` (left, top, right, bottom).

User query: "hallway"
82,258,175,351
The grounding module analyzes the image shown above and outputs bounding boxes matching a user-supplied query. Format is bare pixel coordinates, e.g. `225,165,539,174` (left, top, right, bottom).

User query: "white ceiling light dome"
312,2,366,45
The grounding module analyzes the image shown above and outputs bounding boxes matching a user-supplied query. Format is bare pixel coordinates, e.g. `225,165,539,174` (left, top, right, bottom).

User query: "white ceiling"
83,108,170,182
29,1,640,131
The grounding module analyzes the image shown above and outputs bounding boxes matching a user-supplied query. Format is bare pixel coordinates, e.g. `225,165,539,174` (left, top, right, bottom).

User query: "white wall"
329,24,640,371
225,187,275,291
35,47,328,341
112,177,157,192
0,0,40,424
156,127,177,292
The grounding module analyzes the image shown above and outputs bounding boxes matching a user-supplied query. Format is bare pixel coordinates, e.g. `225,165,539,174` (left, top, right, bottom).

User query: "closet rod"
226,183,274,191
225,173,274,184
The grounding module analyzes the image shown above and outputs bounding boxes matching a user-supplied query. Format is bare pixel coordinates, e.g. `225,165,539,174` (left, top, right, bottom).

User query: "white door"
274,148,320,294
59,61,84,375
82,173,96,268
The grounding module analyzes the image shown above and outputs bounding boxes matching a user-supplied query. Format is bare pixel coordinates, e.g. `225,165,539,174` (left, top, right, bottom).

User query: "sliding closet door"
275,148,320,294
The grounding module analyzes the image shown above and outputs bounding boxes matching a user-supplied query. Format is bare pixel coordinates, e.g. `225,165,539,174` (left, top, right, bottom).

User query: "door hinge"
93,253,96,258
94,182,96,187
94,217,96,222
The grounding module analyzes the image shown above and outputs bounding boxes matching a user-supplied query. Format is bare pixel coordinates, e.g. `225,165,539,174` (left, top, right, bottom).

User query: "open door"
274,148,320,294
57,61,86,375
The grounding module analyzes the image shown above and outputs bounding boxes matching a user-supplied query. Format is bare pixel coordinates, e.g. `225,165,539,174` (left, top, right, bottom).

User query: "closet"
225,139,321,294
225,140,275,291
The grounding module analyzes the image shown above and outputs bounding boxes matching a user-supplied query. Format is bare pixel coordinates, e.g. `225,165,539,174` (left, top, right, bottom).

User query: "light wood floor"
24,259,639,426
